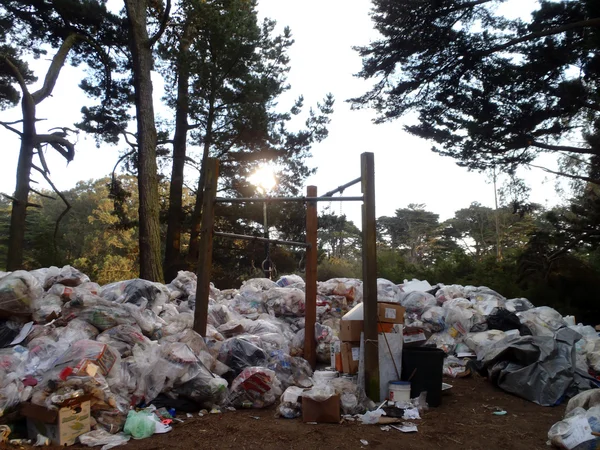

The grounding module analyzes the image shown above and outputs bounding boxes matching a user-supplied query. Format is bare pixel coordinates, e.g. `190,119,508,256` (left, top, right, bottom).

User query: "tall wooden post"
304,185,318,368
361,152,379,401
193,158,219,337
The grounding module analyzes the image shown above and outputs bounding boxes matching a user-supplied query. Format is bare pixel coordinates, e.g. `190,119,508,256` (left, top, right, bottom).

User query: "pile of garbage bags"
1,265,598,441
398,280,600,406
0,267,375,438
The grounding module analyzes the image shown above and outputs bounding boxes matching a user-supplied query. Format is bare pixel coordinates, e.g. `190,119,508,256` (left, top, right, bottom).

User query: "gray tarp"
477,327,590,406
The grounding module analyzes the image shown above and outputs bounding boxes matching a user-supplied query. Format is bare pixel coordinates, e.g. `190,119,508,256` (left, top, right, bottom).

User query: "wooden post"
304,185,318,369
361,152,379,401
193,158,219,337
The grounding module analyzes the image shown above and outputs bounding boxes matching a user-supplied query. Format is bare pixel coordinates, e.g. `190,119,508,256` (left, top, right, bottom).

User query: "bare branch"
35,134,75,162
36,145,51,175
527,163,600,185
149,0,172,47
530,140,594,155
32,34,81,105
0,121,22,136
122,131,138,149
112,150,136,179
480,18,600,57
30,188,55,200
1,55,29,94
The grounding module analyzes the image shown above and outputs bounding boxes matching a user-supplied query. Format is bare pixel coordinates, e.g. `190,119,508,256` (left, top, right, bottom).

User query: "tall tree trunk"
187,104,215,266
164,31,192,282
6,93,36,271
125,0,163,282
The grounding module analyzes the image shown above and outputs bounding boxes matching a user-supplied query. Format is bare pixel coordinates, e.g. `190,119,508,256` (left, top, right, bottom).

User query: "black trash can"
401,347,445,407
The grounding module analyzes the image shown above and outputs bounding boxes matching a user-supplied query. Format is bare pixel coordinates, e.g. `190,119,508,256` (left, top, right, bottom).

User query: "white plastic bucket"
389,381,411,403
313,369,338,383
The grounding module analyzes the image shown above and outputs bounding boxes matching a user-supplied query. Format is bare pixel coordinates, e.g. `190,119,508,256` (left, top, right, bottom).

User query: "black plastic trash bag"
487,308,532,335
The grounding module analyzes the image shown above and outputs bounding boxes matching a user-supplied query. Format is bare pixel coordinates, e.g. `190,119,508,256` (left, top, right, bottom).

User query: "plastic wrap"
52,339,121,378
62,295,137,331
401,291,436,316
0,270,43,314
31,293,63,322
376,278,404,303
240,278,277,292
425,331,456,353
217,336,268,377
317,278,363,304
435,285,465,305
264,288,305,317
464,330,508,359
420,306,445,332
0,320,22,348
43,265,90,290
226,367,282,408
176,374,228,407
230,291,266,317
276,275,305,288
330,377,371,415
505,298,534,312
96,325,151,357
169,271,197,297
123,410,155,440
518,306,567,336
267,350,312,390
277,386,305,418
290,329,305,357
78,430,130,450
100,279,169,314
301,382,335,402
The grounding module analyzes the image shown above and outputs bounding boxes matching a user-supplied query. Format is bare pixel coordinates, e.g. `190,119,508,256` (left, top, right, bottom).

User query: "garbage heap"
1,267,599,444
0,267,372,441
397,282,600,406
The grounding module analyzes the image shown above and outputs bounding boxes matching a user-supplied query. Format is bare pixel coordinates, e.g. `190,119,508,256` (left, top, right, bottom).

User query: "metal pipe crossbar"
214,196,363,203
214,231,310,248
322,176,362,197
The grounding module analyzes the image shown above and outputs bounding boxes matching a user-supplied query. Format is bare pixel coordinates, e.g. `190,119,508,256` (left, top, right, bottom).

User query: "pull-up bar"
214,196,363,203
214,231,310,248
193,152,380,402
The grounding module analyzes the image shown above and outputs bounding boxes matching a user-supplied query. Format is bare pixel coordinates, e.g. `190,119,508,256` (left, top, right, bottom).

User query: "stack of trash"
0,267,375,445
1,266,598,445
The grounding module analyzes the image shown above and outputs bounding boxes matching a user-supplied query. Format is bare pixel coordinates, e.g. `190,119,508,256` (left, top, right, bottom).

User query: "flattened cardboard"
302,394,340,423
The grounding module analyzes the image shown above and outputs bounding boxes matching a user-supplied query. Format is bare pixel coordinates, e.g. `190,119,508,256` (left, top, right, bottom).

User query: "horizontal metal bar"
322,176,362,197
214,196,364,203
214,231,310,248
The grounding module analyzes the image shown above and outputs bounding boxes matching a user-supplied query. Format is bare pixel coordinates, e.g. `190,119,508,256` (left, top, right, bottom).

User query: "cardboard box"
341,342,360,374
402,326,432,347
302,394,340,423
340,320,398,342
339,320,363,342
21,399,91,446
377,302,405,324
342,302,405,324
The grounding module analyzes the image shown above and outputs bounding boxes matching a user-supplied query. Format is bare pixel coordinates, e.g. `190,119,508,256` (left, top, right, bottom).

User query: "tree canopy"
352,0,600,181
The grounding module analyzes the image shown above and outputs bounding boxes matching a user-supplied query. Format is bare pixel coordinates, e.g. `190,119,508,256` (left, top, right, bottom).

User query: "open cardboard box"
21,396,92,446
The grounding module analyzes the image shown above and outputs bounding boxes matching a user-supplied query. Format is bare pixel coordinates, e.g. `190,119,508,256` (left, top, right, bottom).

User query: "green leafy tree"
352,0,600,182
0,0,118,270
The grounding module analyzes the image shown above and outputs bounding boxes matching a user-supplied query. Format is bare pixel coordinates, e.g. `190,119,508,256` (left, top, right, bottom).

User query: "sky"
0,0,561,228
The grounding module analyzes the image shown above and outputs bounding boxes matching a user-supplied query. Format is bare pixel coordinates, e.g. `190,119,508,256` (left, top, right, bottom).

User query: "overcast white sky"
0,0,560,227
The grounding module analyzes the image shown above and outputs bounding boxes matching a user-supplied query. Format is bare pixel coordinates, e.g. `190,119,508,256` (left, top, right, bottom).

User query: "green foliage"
352,0,600,180
317,257,361,282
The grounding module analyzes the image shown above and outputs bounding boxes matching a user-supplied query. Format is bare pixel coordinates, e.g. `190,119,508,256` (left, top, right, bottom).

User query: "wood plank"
304,185,318,369
193,158,219,337
361,152,379,401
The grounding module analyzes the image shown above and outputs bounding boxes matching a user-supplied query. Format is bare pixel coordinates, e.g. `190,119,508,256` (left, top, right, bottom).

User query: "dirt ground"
61,374,564,450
